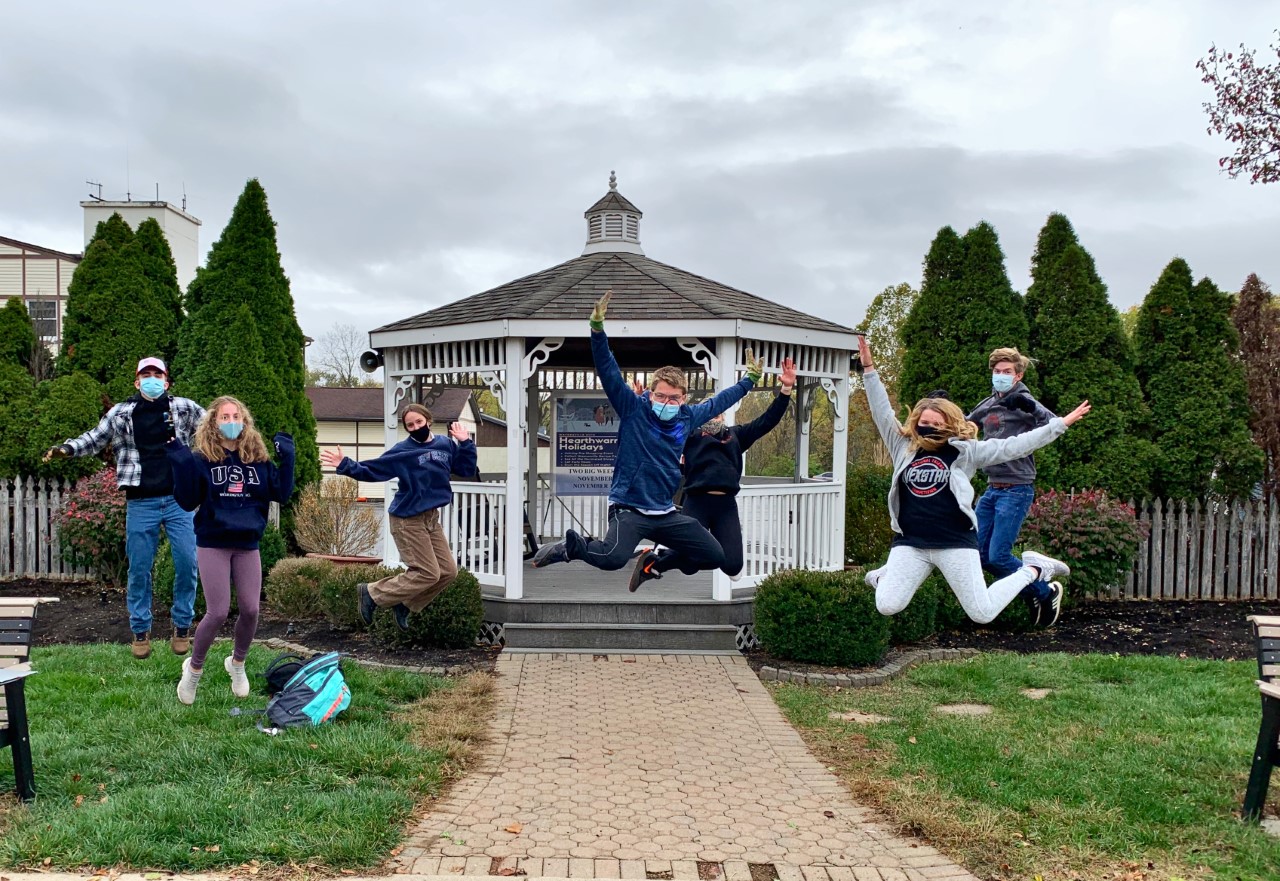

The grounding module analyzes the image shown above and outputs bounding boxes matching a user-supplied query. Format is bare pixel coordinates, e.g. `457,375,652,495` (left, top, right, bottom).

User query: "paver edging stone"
758,647,978,688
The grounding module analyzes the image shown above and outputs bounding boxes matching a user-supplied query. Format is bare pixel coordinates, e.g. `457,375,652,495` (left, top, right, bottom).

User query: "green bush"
259,524,288,580
370,568,484,649
889,574,940,645
263,556,333,618
935,578,967,630
28,372,108,480
844,463,894,566
754,568,889,668
317,563,403,630
0,363,36,477
1021,489,1147,599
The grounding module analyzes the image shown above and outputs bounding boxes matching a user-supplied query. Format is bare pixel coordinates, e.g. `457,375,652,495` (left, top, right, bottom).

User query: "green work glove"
745,348,763,384
589,290,612,331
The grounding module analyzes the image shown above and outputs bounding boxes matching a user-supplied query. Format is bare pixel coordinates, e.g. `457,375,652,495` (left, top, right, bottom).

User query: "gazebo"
366,175,859,647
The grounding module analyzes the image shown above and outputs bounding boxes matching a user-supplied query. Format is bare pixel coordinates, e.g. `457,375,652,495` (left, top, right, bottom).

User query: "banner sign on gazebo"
552,393,619,496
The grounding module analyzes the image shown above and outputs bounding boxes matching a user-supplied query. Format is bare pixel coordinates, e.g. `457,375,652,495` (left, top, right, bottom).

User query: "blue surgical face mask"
219,422,244,440
992,373,1015,393
651,400,680,421
138,377,166,400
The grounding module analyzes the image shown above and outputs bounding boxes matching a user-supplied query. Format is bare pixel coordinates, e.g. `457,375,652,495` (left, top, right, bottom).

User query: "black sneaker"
1024,593,1043,629
628,550,662,593
532,540,569,568
357,582,376,626
1039,582,1064,629
392,603,411,631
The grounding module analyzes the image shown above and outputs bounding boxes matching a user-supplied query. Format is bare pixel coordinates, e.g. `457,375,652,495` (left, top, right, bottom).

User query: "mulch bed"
1,578,500,671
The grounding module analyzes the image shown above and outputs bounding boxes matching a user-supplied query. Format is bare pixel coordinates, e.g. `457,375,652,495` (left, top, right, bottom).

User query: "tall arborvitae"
0,297,37,369
1133,260,1263,498
1024,214,1155,497
900,222,1028,409
174,180,319,488
134,218,184,366
1232,274,1280,500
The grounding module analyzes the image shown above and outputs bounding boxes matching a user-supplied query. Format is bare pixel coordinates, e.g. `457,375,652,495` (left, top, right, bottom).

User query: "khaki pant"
370,508,458,613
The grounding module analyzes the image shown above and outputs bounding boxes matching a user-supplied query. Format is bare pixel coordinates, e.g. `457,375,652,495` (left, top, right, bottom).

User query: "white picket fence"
0,476,89,581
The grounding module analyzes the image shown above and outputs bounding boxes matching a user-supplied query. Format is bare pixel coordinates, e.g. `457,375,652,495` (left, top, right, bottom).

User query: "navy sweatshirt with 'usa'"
167,433,296,549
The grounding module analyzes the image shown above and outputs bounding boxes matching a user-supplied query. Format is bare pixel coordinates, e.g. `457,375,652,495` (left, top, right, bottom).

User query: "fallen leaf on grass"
74,795,84,807
71,773,81,782
822,811,835,818
907,736,917,744
504,822,524,834
204,845,221,853
309,743,318,749
42,858,52,867
99,795,108,803
340,870,356,876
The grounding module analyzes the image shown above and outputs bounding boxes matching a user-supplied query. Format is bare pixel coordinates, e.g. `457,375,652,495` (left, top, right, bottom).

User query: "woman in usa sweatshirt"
167,395,295,705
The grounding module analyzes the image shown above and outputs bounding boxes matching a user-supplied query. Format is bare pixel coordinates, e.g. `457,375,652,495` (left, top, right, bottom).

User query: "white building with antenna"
82,185,202,291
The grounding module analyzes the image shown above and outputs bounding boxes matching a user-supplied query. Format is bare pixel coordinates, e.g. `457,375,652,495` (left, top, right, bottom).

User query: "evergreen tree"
0,297,37,369
59,213,180,403
26,373,108,480
900,222,1028,410
0,363,35,477
1133,260,1263,498
134,218,184,366
1232,274,1280,500
1024,214,1155,497
174,180,319,487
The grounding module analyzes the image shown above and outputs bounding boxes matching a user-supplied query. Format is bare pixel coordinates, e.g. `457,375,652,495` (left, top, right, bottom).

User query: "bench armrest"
1259,679,1280,701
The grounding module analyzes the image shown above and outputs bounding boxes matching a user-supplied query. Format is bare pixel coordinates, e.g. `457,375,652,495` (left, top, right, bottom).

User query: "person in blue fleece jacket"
531,290,762,592
166,396,295,705
320,403,477,630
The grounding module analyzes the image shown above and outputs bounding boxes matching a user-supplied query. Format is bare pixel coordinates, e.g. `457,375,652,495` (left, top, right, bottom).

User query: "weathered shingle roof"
374,252,852,334
584,190,641,215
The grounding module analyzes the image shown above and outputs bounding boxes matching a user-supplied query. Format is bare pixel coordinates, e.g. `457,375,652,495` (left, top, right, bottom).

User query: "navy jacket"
592,329,754,511
337,434,478,518
167,433,296,549
682,391,792,496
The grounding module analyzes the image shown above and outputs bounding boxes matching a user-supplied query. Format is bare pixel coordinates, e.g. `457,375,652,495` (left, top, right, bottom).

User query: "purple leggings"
191,546,261,669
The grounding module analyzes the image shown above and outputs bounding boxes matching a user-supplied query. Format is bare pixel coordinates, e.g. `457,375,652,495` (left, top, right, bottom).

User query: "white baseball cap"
136,357,168,375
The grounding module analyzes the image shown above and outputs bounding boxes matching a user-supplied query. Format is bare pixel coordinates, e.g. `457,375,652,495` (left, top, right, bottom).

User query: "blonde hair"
649,366,689,395
193,396,270,464
989,347,1031,373
899,398,977,451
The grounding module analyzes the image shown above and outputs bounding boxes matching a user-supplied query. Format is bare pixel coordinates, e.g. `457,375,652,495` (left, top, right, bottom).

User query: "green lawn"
0,643,489,871
772,653,1280,881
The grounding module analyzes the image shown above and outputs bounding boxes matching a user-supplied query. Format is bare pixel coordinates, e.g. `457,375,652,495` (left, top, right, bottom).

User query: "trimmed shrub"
934,577,968,630
370,568,484,649
1021,489,1147,599
317,563,403,630
27,373,108,480
844,464,893,565
754,568,890,668
55,468,128,587
264,556,334,618
889,575,940,645
259,524,289,581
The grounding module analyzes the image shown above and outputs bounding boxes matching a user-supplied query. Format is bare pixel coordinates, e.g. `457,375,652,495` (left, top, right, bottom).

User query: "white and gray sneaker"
1022,550,1070,583
177,656,203,705
1039,582,1064,629
864,566,885,589
225,656,251,698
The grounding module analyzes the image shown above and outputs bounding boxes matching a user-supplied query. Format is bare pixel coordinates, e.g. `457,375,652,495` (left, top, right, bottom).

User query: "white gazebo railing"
441,481,509,587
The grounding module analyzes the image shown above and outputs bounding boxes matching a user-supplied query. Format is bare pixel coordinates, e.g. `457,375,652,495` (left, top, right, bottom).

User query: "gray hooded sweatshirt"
966,381,1056,485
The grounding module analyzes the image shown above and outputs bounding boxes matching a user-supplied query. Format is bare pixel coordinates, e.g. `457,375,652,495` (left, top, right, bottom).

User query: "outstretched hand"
1063,400,1091,427
745,347,763,383
43,445,70,463
319,446,344,468
590,290,612,330
857,335,874,370
779,357,797,392
631,378,645,396
449,421,471,442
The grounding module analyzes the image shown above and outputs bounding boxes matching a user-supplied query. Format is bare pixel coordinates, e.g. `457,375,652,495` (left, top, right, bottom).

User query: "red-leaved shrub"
1021,489,1148,598
55,468,128,586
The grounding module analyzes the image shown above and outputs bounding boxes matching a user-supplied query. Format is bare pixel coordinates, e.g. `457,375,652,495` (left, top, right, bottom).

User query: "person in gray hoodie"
966,347,1059,626
858,336,1089,626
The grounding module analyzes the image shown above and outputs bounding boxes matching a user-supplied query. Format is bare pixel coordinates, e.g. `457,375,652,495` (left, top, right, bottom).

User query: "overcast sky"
2,1,1277,349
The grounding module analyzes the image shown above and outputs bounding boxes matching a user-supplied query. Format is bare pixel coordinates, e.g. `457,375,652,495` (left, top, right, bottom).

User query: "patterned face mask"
700,419,727,437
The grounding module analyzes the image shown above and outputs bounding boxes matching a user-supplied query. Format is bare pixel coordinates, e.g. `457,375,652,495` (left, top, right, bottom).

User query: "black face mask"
409,426,432,442
916,425,941,440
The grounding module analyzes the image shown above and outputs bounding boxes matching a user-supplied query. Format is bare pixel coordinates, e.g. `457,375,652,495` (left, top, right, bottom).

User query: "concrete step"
502,622,740,651
483,597,754,626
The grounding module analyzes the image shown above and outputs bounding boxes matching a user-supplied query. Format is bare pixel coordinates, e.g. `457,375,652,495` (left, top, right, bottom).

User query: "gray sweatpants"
874,545,1035,624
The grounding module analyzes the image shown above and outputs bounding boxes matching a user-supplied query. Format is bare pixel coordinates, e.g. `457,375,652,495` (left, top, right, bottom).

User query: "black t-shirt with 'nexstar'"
893,443,977,550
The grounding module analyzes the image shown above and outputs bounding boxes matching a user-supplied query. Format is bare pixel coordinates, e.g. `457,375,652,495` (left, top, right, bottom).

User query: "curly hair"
899,397,977,452
649,365,689,395
192,396,270,464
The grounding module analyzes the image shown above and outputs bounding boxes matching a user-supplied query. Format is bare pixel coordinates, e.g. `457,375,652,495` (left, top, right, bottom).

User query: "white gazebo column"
710,336,739,602
379,375,411,568
793,381,812,482
504,337,527,599
525,374,540,541
825,374,851,570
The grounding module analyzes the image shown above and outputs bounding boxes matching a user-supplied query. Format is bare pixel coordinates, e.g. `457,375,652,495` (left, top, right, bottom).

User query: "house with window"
0,236,81,347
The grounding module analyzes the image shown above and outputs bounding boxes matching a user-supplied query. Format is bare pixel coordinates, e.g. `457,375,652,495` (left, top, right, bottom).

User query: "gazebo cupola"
582,171,643,255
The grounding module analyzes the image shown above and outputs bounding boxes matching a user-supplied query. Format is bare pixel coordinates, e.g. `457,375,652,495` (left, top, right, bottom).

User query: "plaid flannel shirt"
64,395,205,489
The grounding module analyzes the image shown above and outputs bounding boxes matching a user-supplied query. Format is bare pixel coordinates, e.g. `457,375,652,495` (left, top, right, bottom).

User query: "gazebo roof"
374,250,852,335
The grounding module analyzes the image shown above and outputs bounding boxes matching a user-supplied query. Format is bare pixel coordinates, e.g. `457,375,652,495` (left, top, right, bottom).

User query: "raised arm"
267,433,296,503
588,291,640,418
165,439,206,512
448,422,480,479
688,347,761,425
858,336,909,460
735,391,792,451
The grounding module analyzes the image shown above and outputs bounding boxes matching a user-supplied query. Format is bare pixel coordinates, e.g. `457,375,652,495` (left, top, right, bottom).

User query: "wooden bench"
0,596,57,802
1243,614,1280,821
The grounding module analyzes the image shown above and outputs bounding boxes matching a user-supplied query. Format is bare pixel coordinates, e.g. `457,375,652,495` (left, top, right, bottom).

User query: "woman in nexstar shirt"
167,396,295,705
857,336,1090,627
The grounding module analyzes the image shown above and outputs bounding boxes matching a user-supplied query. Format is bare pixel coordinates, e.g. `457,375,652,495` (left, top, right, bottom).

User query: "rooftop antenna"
85,180,103,201
182,182,187,211
155,182,159,201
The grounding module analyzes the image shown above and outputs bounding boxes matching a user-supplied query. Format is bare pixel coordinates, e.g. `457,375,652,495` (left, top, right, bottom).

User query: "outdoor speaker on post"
359,350,384,373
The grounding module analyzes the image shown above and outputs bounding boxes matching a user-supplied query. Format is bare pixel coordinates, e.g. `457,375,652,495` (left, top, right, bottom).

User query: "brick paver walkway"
393,653,975,881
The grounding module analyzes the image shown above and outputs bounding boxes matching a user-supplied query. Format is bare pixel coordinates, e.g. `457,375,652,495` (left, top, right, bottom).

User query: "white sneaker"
225,656,250,698
177,656,203,705
865,566,884,589
1022,550,1070,583
729,571,743,583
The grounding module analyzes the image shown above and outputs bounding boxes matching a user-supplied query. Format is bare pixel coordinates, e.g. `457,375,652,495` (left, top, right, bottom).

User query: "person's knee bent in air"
857,335,1089,629
531,290,761,594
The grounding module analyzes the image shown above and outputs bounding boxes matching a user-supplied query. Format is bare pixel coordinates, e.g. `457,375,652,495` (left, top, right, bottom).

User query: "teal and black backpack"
261,651,351,729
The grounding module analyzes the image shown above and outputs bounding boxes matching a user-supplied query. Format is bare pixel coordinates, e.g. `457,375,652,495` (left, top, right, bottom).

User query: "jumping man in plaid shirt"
45,357,205,658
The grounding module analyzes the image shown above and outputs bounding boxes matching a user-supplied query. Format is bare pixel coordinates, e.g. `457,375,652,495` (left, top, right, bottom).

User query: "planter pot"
304,553,383,566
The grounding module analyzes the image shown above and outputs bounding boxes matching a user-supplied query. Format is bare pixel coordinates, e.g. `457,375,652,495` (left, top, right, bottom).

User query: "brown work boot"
131,631,152,659
170,627,191,655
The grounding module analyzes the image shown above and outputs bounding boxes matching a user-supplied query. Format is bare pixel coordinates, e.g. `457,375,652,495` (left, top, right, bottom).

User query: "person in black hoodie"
167,396,295,705
629,357,798,591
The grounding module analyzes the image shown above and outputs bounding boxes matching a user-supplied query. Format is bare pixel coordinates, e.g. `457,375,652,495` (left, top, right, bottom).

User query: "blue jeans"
975,484,1050,602
125,496,198,635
